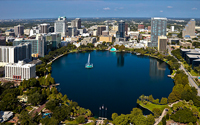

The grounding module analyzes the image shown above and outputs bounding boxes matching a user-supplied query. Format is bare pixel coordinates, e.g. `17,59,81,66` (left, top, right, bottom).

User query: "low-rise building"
5,61,36,80
179,41,192,48
99,35,113,43
81,37,96,45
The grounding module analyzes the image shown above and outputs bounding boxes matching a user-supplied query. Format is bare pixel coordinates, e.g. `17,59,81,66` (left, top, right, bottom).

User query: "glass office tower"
118,20,125,38
149,17,167,47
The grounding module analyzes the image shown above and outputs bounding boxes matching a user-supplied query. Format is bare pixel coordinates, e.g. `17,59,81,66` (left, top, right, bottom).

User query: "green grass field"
138,101,169,112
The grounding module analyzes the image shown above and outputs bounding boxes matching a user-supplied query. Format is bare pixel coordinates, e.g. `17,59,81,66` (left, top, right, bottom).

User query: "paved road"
180,64,200,96
168,47,200,96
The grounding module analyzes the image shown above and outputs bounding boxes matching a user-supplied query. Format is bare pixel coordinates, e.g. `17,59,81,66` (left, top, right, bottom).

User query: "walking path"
154,100,181,125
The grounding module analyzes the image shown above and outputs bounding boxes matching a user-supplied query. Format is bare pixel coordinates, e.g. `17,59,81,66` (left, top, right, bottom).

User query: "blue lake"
51,51,174,119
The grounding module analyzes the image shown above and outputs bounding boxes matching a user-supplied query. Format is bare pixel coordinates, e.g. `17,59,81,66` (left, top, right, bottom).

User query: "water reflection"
116,53,125,67
149,58,166,78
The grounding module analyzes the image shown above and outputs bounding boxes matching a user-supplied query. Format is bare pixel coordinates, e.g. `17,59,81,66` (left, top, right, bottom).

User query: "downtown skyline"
0,0,199,19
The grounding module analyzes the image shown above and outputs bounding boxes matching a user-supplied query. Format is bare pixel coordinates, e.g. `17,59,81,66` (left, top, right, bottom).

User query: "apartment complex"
5,61,36,80
0,43,32,66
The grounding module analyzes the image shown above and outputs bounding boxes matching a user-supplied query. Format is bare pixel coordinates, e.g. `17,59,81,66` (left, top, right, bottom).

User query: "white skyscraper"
54,16,67,37
0,43,32,66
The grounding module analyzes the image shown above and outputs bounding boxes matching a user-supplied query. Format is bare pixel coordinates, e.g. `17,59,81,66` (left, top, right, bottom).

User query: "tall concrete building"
14,25,24,36
125,23,128,35
182,19,196,38
171,26,174,32
54,16,67,37
71,18,81,29
39,23,50,34
97,25,106,36
158,35,167,52
0,36,6,46
13,34,47,57
45,33,61,51
0,43,32,66
149,17,167,47
5,61,36,80
37,34,47,57
117,20,125,38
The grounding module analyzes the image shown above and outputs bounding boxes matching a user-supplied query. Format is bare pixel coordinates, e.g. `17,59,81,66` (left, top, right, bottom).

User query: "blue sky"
0,0,199,19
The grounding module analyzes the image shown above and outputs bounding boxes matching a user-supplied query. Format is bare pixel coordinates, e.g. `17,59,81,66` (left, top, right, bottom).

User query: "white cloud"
103,7,110,10
160,10,163,12
192,8,197,10
167,6,173,8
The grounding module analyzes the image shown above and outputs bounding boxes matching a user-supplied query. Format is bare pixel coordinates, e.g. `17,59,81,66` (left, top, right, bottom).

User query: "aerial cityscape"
0,0,200,125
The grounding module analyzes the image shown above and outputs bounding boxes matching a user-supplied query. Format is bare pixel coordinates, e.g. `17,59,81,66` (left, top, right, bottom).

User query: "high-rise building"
125,23,128,35
0,43,32,66
37,34,47,57
97,25,106,36
54,16,67,37
0,36,6,46
45,33,61,51
39,23,50,34
171,26,174,32
14,25,24,36
13,34,48,57
71,18,81,29
158,35,167,52
138,25,145,30
182,19,196,38
149,17,167,47
5,61,36,80
117,20,125,38
67,27,77,37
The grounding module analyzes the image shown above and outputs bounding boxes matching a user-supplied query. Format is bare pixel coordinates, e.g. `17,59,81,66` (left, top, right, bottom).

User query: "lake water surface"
51,51,174,119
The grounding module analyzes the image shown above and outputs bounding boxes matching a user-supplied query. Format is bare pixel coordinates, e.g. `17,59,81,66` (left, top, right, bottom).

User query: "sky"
0,0,199,19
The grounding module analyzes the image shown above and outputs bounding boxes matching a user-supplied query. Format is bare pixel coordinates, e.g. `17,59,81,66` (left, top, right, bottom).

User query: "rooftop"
186,54,200,58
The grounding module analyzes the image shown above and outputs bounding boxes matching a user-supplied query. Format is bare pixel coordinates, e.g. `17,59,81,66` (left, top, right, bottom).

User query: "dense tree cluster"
168,70,200,107
171,49,183,61
112,108,155,125
0,83,22,113
171,108,197,123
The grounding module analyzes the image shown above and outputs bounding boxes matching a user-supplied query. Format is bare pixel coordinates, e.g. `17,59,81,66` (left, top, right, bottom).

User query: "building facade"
14,25,24,36
5,61,36,80
39,23,50,34
149,17,167,47
99,35,113,42
117,20,125,38
97,25,106,36
54,16,67,37
0,43,32,66
182,19,196,38
158,35,167,52
71,18,81,29
0,36,6,46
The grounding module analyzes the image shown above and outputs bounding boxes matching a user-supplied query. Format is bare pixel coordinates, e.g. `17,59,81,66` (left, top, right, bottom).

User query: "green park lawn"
138,101,169,112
